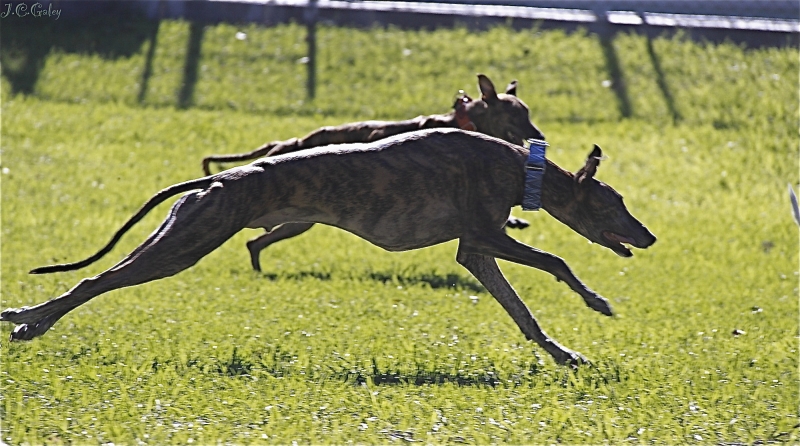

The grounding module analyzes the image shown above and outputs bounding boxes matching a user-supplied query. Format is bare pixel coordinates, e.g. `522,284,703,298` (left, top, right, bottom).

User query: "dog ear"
575,145,603,185
477,74,498,101
505,80,517,96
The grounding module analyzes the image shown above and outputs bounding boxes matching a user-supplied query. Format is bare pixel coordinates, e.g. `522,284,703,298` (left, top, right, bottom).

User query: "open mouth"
602,231,636,257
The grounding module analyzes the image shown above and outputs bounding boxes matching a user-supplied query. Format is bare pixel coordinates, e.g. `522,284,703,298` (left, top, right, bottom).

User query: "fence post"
304,0,319,100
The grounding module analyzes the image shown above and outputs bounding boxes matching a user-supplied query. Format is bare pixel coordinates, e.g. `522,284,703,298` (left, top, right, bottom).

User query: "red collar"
454,93,477,132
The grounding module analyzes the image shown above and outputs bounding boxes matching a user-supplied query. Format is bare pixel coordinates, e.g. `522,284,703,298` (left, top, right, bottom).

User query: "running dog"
202,74,544,271
2,129,656,365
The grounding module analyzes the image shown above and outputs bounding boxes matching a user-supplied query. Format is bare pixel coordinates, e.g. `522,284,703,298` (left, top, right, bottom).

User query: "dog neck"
540,161,578,217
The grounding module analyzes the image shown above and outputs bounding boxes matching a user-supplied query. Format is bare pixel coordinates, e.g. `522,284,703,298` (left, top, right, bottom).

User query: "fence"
4,0,798,101
128,1,800,32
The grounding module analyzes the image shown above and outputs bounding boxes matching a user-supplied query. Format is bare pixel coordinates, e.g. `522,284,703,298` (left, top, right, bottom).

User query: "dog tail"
790,183,800,227
201,141,282,175
30,177,215,275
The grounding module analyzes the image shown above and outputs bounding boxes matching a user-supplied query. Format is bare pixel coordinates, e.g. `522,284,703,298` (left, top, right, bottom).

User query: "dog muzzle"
522,139,548,211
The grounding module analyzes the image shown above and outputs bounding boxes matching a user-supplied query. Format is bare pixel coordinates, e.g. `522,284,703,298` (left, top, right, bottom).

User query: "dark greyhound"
202,74,545,271
2,129,656,365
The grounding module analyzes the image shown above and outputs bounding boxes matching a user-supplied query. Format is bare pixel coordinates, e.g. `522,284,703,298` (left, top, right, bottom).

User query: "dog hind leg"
247,222,315,271
2,190,248,341
456,250,588,365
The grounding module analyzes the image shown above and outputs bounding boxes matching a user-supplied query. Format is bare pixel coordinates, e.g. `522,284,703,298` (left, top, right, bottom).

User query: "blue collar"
522,139,548,211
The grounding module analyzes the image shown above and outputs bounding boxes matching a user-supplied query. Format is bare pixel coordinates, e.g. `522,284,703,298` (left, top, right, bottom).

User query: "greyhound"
202,74,545,271
2,129,656,365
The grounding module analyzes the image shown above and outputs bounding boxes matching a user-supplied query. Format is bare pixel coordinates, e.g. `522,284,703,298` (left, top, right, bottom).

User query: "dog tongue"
604,231,636,245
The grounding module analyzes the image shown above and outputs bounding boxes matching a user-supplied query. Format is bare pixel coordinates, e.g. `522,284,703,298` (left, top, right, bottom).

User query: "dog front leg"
459,231,612,317
456,250,587,366
247,222,315,271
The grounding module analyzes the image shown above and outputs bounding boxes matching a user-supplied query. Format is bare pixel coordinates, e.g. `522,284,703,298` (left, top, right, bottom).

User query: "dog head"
543,145,657,257
456,74,546,145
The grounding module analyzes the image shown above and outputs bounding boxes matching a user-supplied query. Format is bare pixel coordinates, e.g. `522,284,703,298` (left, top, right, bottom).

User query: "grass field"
1,17,798,444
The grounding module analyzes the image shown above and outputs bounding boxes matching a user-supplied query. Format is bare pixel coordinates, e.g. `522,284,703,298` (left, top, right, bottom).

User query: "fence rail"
139,0,800,34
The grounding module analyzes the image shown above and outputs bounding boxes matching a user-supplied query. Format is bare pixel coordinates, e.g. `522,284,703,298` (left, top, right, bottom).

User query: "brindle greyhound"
202,74,545,271
2,129,656,365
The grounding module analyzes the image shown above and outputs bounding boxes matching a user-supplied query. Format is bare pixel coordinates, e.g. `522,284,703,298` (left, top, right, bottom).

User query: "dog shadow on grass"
209,361,525,387
337,367,531,388
259,270,333,281
366,271,485,294
207,351,540,387
256,269,485,294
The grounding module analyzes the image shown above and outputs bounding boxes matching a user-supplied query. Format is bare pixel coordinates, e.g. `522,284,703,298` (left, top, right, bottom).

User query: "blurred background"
2,0,797,119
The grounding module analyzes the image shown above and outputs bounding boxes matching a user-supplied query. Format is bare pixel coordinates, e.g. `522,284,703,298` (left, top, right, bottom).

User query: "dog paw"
555,350,591,368
584,294,613,317
246,241,263,272
201,158,214,176
504,217,530,230
6,313,59,341
9,322,47,341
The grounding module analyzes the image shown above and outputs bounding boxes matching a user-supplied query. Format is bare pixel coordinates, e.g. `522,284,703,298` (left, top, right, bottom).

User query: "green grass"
1,19,798,444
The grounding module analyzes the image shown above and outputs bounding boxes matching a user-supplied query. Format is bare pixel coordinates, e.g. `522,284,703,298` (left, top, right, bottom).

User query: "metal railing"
126,0,800,99
16,0,796,102
143,0,800,33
